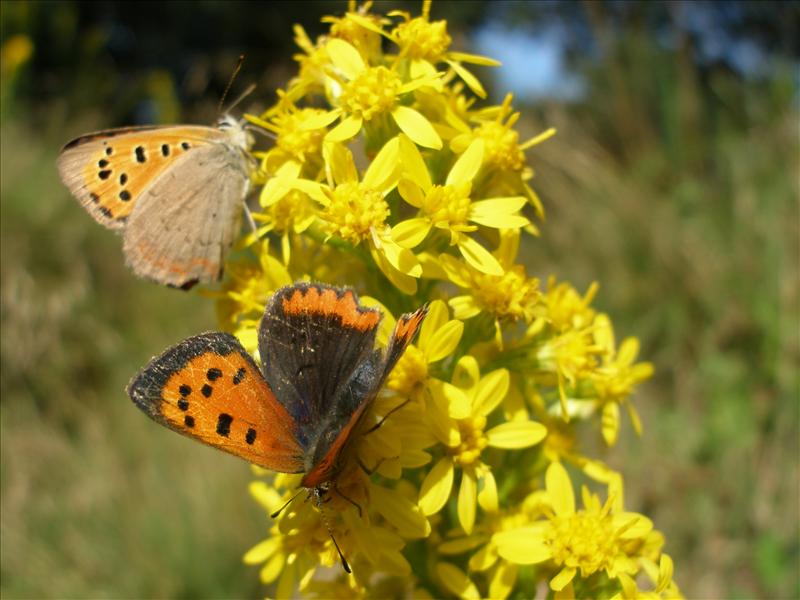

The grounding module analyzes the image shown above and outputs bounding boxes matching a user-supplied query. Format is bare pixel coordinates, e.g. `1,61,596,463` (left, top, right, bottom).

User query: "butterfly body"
127,283,427,492
57,115,254,287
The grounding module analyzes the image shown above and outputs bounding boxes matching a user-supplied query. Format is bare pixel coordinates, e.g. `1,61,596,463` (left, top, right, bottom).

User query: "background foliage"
1,1,797,598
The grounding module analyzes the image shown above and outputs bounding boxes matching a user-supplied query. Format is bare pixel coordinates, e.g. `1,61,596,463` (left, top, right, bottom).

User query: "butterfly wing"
299,304,428,488
57,125,226,230
127,332,304,472
257,284,383,451
122,139,249,287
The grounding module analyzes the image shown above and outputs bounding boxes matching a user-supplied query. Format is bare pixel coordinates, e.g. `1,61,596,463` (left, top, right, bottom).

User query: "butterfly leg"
243,203,257,232
332,483,363,518
364,397,412,434
357,455,398,477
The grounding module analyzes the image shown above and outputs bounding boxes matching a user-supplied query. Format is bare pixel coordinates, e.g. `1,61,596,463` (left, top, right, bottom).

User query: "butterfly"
56,115,254,288
127,282,427,570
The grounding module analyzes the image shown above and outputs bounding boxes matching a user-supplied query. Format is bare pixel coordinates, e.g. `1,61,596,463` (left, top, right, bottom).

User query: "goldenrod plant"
216,2,682,597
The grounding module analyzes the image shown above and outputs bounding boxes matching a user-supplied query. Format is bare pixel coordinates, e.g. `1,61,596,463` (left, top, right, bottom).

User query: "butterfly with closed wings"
57,115,254,288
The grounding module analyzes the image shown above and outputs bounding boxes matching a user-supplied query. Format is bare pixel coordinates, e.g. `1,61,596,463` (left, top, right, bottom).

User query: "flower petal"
419,299,448,347
325,114,363,142
550,566,577,592
601,401,619,446
326,38,365,79
458,467,477,534
546,461,575,517
371,484,430,538
486,421,547,449
474,368,510,417
477,468,498,512
438,379,470,419
424,319,463,362
470,212,529,229
392,218,431,248
446,59,487,98
399,132,432,191
457,236,503,275
493,528,552,564
259,551,285,584
449,295,482,320
489,561,518,600
392,106,442,150
419,457,454,515
323,142,358,185
243,537,279,564
439,535,487,555
363,135,400,191
436,562,480,600
468,542,498,571
446,138,484,186
398,178,426,207
297,108,341,130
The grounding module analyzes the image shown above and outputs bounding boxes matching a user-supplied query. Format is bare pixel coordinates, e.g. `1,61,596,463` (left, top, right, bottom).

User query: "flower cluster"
219,2,681,597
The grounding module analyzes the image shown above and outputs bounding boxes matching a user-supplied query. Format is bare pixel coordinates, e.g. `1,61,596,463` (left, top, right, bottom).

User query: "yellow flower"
389,0,500,98
593,314,654,445
298,38,443,150
418,356,547,534
393,136,529,275
214,243,293,353
493,461,655,593
323,0,388,62
451,93,556,223
245,92,327,171
386,299,463,399
437,231,541,345
436,500,541,600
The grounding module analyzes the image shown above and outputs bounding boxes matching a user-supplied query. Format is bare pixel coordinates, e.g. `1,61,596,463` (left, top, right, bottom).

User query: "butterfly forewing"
57,126,227,230
127,332,304,472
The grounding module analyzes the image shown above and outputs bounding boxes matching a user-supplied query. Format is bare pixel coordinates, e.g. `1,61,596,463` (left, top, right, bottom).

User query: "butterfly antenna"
218,54,246,115
314,491,352,573
270,489,303,519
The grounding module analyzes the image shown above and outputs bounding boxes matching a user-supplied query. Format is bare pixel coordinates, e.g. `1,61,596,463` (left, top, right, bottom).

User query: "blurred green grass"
2,3,798,599
1,117,268,598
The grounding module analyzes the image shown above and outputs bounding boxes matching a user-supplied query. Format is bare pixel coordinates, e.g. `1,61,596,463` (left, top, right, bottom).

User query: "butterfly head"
216,114,254,151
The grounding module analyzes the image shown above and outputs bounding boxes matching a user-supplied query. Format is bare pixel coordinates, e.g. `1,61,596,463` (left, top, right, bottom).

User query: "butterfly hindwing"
299,303,429,488
122,141,249,287
57,126,226,230
258,284,384,448
127,332,304,473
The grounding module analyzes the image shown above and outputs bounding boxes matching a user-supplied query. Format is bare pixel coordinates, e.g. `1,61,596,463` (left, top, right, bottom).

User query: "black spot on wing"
201,384,213,397
135,146,146,163
246,428,257,445
207,368,222,382
233,367,246,385
184,415,195,428
216,413,233,437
